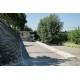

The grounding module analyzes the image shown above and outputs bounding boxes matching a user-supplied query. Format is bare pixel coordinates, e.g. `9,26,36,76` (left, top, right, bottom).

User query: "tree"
37,14,63,43
17,13,27,30
33,30,40,40
0,13,27,31
24,25,33,31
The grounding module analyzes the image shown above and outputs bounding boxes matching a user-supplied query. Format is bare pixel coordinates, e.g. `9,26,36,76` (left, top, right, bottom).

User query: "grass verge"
63,42,80,48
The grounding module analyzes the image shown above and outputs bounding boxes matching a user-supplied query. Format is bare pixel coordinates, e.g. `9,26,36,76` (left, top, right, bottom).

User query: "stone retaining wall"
0,20,21,65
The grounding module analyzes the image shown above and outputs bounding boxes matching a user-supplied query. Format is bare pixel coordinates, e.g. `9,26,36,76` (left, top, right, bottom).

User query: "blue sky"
26,13,80,31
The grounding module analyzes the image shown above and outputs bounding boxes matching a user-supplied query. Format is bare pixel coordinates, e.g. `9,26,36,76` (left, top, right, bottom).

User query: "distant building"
20,31,35,41
20,31,30,40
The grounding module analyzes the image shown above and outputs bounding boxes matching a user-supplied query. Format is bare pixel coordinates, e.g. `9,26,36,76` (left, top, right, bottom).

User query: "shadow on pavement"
46,43,64,46
20,37,30,59
23,56,68,66
22,38,36,42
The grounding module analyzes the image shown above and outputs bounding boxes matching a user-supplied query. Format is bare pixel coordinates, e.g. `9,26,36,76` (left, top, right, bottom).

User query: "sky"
26,13,80,31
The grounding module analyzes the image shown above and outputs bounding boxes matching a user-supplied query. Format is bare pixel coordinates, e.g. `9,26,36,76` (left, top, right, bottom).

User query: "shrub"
63,42,80,48
68,27,80,44
52,32,68,45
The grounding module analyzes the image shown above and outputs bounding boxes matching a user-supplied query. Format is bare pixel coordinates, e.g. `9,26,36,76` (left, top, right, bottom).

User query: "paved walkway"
47,43,80,60
24,41,64,59
23,41,80,66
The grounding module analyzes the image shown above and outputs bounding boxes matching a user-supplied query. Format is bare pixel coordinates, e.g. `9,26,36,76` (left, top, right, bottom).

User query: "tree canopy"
24,25,33,31
37,14,63,42
0,13,27,30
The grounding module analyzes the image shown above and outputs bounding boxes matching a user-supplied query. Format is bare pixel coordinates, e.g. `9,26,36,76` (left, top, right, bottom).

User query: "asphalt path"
23,41,80,66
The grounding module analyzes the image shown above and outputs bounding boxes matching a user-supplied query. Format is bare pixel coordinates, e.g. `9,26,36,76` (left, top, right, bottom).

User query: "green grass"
63,42,80,48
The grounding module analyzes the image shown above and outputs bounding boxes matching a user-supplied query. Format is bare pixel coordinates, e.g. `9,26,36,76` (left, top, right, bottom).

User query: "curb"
36,41,76,59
